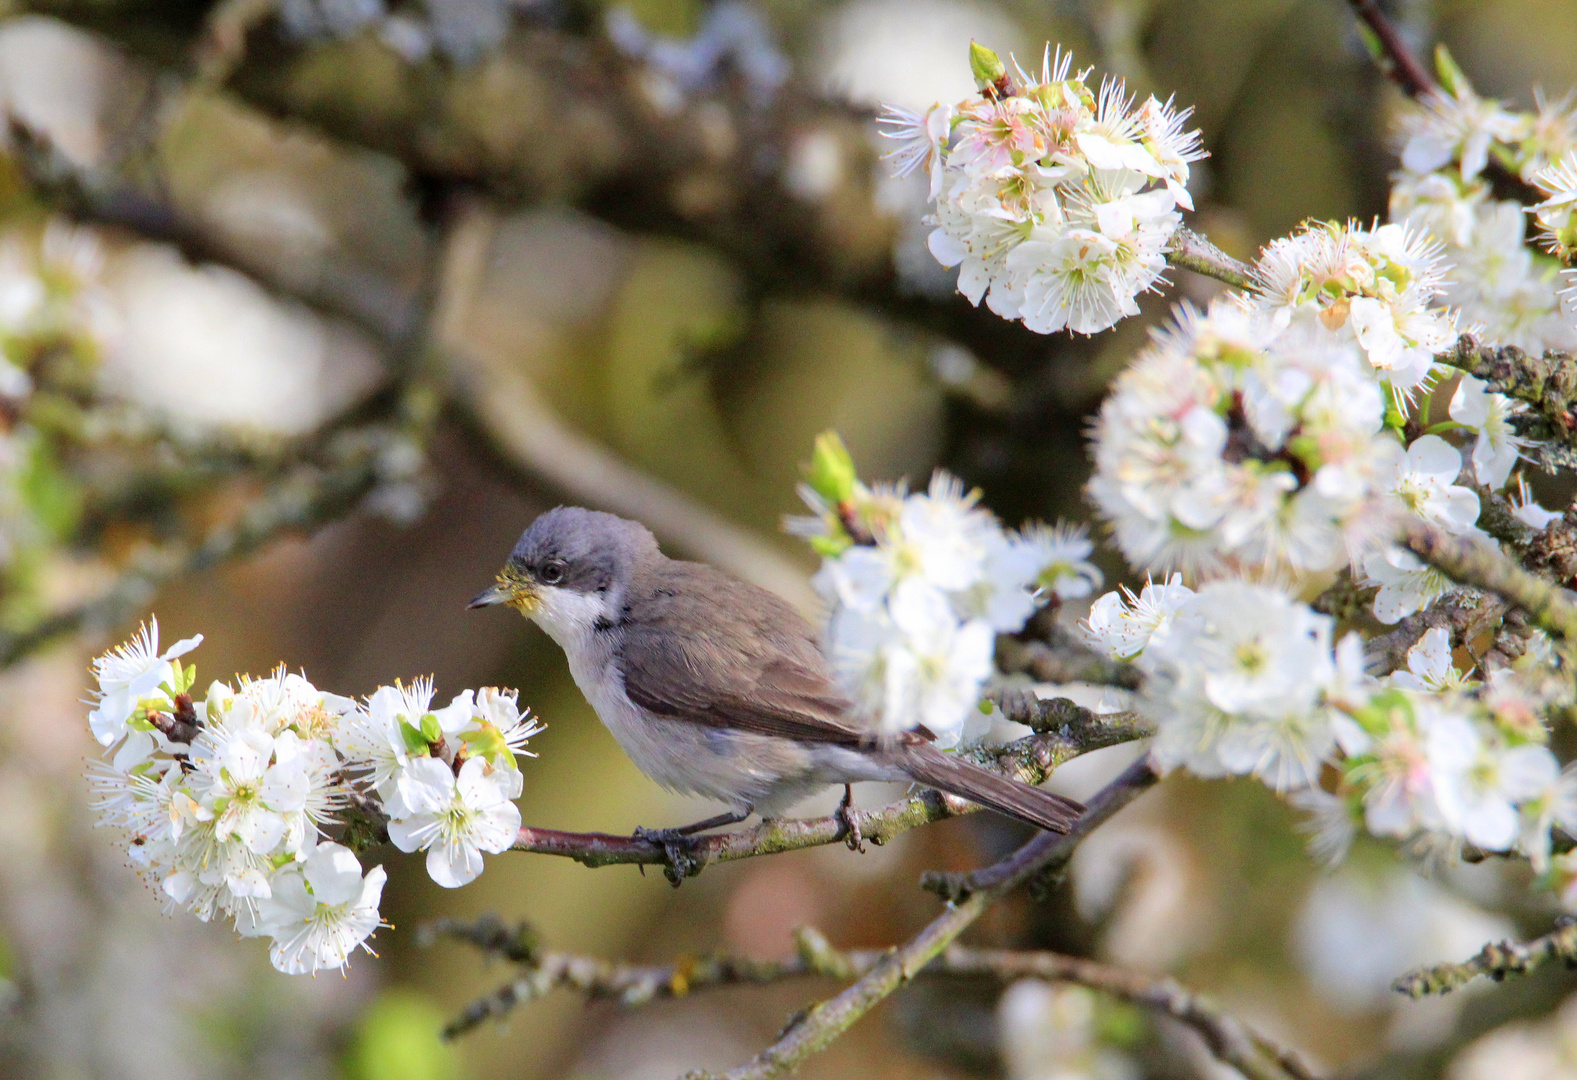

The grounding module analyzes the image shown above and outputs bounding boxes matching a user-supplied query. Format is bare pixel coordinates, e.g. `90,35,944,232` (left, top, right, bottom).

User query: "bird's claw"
836,786,865,853
633,826,701,885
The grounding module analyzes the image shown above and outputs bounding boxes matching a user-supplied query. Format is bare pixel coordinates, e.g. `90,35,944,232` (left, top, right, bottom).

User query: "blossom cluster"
1390,49,1577,352
792,433,1101,746
1085,581,1577,883
1087,294,1402,581
85,620,540,974
1087,209,1553,625
879,43,1204,336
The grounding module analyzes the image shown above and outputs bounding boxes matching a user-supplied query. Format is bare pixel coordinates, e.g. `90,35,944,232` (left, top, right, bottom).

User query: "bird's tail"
893,742,1084,833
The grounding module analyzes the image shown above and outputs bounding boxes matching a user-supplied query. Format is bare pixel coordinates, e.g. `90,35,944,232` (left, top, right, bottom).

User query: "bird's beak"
468,569,541,614
468,584,510,609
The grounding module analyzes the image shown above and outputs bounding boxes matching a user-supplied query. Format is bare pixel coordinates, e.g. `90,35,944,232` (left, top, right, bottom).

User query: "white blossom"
86,618,202,747
1362,545,1452,624
386,756,522,888
1249,221,1457,392
1383,434,1480,534
1518,761,1577,872
83,623,542,975
877,102,953,199
1138,581,1338,790
1398,84,1529,181
1509,476,1562,530
885,43,1202,337
1018,521,1103,602
1428,713,1557,851
1387,627,1473,693
1082,575,1193,661
1088,298,1399,580
1529,149,1577,257
248,842,386,975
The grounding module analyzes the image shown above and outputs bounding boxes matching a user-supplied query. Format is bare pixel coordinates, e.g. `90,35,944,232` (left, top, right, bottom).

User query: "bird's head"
469,507,661,638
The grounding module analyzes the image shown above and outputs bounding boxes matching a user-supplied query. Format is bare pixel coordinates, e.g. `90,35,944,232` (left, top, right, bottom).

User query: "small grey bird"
469,507,1082,841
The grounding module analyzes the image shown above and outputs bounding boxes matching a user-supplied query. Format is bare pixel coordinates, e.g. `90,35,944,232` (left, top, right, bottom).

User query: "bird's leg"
633,808,752,885
836,784,865,853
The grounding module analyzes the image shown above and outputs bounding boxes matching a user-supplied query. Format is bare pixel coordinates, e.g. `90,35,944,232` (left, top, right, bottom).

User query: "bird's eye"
539,560,566,585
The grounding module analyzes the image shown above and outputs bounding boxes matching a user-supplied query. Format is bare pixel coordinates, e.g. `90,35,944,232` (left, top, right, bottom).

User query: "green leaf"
969,40,1005,88
418,712,442,743
803,430,857,506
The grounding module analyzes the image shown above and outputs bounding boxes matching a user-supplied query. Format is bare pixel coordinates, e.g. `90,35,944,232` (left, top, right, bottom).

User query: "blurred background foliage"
0,1,1574,1078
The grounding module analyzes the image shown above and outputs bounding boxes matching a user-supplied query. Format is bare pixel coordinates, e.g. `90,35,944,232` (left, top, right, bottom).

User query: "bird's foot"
836,784,865,853
633,826,703,886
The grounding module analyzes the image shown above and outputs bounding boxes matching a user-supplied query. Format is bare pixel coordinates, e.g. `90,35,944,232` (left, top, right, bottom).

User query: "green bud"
969,41,1006,89
804,430,857,506
399,718,432,756
418,711,442,743
1434,44,1470,99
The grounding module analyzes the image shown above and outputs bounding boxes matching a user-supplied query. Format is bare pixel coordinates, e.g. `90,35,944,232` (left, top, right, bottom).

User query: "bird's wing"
618,563,874,746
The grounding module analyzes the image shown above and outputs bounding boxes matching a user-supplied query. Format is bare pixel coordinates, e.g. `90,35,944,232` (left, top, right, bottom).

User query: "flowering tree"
9,1,1577,1078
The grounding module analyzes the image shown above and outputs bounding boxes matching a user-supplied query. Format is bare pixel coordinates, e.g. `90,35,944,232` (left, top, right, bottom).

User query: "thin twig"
1393,916,1577,997
1402,521,1577,642
1165,227,1255,290
1346,0,1435,98
510,708,1149,881
938,948,1320,1080
435,921,1318,1080
682,758,1160,1080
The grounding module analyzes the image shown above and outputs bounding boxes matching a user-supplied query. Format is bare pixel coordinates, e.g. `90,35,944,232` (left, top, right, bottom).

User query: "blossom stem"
1392,916,1577,996
435,919,1318,1080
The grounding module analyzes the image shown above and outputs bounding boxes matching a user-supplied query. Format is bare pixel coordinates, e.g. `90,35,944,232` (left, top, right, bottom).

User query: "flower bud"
804,430,857,506
969,41,1006,90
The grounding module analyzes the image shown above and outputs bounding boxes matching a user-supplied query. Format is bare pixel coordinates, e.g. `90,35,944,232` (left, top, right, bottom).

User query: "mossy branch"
1393,916,1577,997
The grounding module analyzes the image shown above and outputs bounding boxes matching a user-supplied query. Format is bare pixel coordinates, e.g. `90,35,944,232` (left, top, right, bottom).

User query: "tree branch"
1393,916,1577,997
433,919,1317,1080
510,704,1150,883
1402,521,1577,642
1436,335,1577,444
686,757,1159,1080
